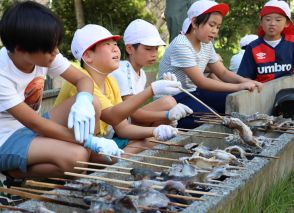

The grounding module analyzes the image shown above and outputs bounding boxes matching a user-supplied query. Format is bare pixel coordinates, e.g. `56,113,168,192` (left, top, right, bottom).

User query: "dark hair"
0,1,64,53
187,12,221,34
125,43,140,57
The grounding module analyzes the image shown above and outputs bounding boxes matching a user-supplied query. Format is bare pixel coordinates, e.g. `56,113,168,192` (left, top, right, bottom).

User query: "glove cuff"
84,135,100,153
77,92,94,103
166,111,170,120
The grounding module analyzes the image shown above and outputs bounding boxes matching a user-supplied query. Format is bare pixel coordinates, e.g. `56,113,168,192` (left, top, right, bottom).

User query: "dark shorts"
0,112,50,173
173,90,230,129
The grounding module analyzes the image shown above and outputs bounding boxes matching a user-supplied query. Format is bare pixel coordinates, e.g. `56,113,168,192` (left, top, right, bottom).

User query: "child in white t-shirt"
111,19,192,127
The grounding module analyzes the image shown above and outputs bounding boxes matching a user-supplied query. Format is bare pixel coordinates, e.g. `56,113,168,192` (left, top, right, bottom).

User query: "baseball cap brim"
203,3,229,17
140,37,166,46
84,35,121,53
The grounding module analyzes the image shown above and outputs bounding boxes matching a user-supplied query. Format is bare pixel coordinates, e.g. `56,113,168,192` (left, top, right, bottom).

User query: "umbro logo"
256,52,266,60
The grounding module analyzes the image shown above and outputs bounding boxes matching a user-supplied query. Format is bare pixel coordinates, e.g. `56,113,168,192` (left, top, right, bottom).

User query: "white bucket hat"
182,0,229,34
239,34,258,48
123,19,165,46
71,24,120,61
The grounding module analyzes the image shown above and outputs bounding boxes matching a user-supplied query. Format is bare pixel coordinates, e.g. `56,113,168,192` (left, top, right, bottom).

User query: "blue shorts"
0,112,50,173
112,134,128,149
173,90,229,129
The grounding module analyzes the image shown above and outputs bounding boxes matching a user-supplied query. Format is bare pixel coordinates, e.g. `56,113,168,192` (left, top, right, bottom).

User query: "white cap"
123,19,165,46
261,0,291,20
182,0,229,34
71,24,120,61
239,34,258,48
181,18,190,34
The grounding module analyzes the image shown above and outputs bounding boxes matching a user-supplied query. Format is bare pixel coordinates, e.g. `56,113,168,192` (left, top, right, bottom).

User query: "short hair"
0,1,64,53
187,12,221,34
125,43,140,57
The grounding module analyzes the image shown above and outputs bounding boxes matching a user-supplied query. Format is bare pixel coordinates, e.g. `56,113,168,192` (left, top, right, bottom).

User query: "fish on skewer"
223,116,262,149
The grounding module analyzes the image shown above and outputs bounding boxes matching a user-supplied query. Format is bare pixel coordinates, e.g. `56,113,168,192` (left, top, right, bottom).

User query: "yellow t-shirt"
54,67,122,136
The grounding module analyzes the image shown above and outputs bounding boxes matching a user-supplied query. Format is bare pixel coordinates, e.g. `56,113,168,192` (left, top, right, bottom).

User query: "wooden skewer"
0,187,89,209
178,132,226,140
65,172,218,196
177,128,231,136
148,139,185,147
11,186,83,199
127,145,192,155
233,152,279,159
123,152,181,162
100,153,171,169
77,160,132,171
194,120,222,125
257,127,294,135
178,86,223,120
0,205,32,213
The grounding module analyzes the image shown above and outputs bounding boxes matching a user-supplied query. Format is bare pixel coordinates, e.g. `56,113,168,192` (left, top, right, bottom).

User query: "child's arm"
113,119,177,141
101,80,181,125
8,102,76,143
59,65,96,142
184,65,260,93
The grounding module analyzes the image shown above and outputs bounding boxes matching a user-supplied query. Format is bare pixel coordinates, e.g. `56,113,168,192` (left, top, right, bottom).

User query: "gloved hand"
151,80,182,96
163,72,177,81
84,135,124,161
167,103,193,121
68,92,95,143
153,125,178,141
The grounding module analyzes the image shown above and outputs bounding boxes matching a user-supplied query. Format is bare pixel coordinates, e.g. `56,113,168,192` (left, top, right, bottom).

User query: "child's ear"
125,44,134,55
82,50,93,63
191,17,197,28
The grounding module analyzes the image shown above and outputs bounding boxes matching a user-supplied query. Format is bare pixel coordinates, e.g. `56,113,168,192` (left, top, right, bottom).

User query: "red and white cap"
71,24,120,61
182,0,229,34
123,19,165,46
260,0,291,20
181,18,190,34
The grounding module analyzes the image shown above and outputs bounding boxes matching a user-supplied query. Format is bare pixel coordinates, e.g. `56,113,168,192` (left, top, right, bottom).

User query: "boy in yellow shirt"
55,24,183,154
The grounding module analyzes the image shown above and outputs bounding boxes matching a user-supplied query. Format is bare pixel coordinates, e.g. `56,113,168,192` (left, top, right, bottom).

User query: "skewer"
148,139,185,147
0,187,89,210
123,152,181,162
74,166,229,189
100,153,171,169
194,120,222,125
77,161,132,171
11,186,83,199
178,132,226,139
233,152,279,159
0,205,32,213
177,128,231,136
257,127,294,135
127,145,192,155
178,86,224,120
65,172,218,196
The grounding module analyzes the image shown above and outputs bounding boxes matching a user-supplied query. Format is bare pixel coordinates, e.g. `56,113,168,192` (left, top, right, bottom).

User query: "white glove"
163,72,177,81
68,92,95,143
153,125,178,141
151,80,182,96
84,135,124,159
167,103,193,121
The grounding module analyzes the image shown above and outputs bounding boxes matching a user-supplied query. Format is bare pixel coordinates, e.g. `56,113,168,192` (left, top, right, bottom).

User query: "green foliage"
51,0,155,59
216,0,264,51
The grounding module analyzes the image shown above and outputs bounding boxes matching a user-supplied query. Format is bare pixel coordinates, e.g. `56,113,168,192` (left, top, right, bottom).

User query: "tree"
74,0,85,28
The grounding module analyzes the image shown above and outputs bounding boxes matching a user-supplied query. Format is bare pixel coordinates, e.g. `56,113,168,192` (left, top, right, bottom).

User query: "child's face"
193,13,223,44
90,39,121,73
261,14,288,40
23,47,59,67
129,44,159,67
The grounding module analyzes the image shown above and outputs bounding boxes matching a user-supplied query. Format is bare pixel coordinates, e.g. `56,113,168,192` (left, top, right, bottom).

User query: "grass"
232,171,294,213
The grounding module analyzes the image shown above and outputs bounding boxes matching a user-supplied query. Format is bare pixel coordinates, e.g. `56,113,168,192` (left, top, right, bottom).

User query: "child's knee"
60,146,89,171
162,96,177,108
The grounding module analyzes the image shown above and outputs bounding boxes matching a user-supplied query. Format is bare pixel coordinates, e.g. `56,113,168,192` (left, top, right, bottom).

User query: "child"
54,24,182,154
110,19,192,127
0,1,122,197
158,0,263,128
229,34,258,73
237,0,294,83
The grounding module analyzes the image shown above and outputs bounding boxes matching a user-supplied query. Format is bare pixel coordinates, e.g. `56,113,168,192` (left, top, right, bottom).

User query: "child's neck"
128,57,142,75
186,33,201,52
86,66,107,94
8,52,35,73
263,34,282,41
